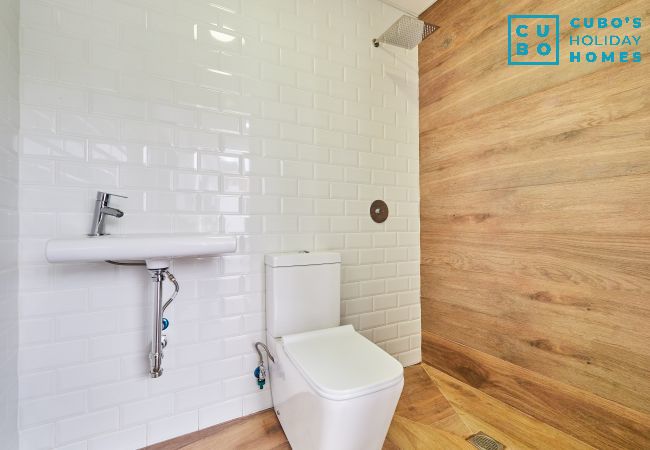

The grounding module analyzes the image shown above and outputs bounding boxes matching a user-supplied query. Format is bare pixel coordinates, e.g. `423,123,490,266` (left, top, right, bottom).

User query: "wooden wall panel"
420,1,648,128
419,0,650,447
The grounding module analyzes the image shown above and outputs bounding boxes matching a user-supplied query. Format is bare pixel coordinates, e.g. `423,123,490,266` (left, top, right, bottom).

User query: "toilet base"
267,334,404,450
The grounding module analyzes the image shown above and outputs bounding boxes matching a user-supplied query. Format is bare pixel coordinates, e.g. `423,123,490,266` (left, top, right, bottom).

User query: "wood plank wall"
418,0,650,448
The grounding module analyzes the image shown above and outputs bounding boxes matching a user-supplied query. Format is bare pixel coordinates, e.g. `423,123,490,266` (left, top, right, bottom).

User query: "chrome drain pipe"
149,269,165,378
148,268,180,378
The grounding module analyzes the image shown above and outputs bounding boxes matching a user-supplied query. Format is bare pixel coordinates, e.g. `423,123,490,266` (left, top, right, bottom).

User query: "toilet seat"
282,325,404,401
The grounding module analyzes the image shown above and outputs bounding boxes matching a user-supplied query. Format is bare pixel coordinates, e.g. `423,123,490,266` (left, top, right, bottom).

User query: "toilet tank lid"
265,252,341,267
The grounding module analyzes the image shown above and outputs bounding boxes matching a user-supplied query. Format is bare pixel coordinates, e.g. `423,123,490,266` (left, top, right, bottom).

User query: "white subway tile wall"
0,0,20,447
17,0,420,448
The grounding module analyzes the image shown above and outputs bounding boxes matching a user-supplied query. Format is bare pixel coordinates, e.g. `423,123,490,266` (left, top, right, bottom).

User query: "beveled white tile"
56,162,118,187
22,81,87,111
200,111,240,134
200,154,240,174
20,107,57,134
13,2,420,448
58,113,119,138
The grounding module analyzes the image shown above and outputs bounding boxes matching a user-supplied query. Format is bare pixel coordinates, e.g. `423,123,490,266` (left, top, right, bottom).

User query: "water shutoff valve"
253,342,274,390
254,364,266,389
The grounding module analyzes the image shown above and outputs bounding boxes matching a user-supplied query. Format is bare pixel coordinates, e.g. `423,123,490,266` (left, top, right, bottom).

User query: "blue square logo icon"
508,15,560,65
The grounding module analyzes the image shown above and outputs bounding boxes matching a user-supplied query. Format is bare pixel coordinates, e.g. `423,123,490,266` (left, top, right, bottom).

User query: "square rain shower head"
373,15,439,49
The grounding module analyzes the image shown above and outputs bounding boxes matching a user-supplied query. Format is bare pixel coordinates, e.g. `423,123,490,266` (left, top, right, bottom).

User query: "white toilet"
264,252,404,450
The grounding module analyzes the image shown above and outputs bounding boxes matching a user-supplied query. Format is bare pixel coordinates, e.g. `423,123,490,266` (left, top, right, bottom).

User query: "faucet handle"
96,191,128,201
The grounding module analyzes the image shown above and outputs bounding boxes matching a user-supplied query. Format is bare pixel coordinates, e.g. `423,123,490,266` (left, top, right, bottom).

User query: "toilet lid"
282,325,404,401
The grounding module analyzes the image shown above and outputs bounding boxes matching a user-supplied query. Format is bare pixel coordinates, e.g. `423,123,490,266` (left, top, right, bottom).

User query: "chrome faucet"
89,191,127,236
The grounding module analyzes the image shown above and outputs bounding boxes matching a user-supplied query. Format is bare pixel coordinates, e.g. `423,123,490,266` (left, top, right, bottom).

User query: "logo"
508,15,560,65
568,17,642,63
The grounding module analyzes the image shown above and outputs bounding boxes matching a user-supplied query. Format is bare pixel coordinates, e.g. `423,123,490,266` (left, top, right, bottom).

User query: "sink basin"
46,233,237,269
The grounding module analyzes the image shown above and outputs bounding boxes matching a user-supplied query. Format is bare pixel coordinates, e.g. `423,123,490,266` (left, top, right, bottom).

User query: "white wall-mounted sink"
46,233,237,269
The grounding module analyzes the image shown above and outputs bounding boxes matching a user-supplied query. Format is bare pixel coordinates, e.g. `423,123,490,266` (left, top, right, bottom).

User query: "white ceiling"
380,0,437,16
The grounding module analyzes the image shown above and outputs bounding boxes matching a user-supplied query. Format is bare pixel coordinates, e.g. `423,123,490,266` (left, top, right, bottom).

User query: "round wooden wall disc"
370,200,389,223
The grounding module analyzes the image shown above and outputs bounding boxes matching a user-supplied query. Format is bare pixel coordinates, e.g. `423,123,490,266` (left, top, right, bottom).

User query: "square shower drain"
467,432,505,450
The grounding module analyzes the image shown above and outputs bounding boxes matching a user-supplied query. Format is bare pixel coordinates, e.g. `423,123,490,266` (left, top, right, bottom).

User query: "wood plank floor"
145,363,598,449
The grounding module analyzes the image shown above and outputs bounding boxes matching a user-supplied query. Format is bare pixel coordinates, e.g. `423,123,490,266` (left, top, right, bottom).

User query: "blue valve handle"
162,318,169,330
254,366,266,389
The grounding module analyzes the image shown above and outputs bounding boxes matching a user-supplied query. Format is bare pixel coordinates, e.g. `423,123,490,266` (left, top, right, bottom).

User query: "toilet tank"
265,252,341,338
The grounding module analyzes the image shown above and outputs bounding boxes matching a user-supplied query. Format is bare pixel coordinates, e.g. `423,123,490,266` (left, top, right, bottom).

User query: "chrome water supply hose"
162,269,179,315
253,342,275,389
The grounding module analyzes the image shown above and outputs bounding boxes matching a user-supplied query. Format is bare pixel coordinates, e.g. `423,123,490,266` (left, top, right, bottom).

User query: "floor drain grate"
467,432,505,450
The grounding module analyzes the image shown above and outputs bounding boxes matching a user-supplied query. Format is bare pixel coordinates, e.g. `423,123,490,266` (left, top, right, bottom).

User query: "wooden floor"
146,363,597,449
